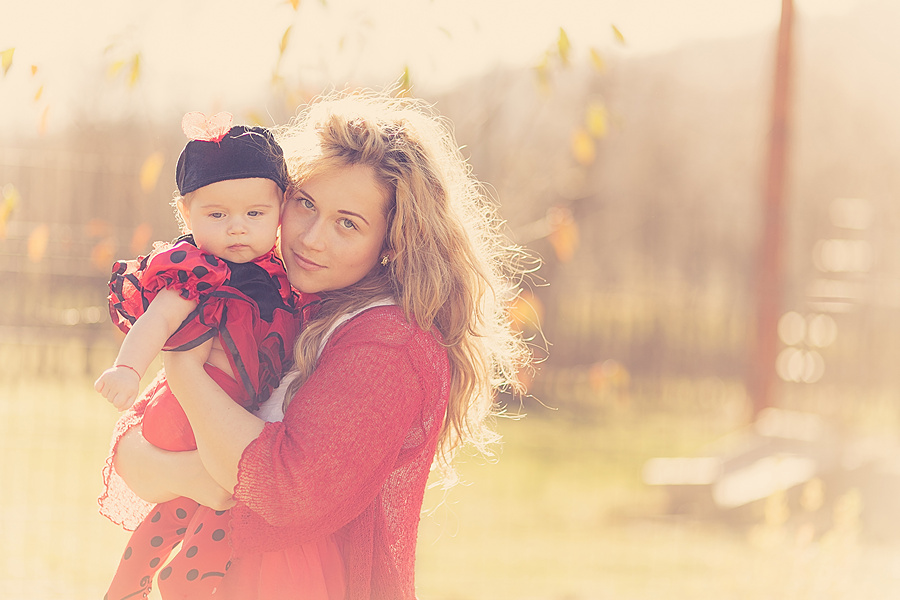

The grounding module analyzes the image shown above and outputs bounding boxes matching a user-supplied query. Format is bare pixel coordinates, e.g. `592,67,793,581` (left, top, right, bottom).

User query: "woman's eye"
301,198,315,210
339,218,357,230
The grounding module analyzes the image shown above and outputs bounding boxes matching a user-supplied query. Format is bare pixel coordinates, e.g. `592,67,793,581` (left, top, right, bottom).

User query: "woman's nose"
301,217,326,250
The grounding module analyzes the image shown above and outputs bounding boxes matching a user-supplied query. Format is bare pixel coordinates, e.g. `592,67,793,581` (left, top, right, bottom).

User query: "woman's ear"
378,246,395,267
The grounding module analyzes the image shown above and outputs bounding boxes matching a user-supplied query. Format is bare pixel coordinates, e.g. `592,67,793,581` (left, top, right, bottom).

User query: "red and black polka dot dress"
107,234,301,449
104,235,303,599
106,498,236,599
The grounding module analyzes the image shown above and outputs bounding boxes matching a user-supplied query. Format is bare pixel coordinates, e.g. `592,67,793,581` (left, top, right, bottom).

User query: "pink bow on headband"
181,111,233,142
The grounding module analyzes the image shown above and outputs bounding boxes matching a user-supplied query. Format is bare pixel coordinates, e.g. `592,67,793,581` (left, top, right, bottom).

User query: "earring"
381,255,390,266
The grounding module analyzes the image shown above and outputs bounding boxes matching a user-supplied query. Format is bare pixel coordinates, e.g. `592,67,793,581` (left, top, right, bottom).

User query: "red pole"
751,0,793,416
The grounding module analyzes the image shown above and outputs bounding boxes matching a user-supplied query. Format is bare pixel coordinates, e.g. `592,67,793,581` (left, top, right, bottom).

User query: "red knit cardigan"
99,305,451,600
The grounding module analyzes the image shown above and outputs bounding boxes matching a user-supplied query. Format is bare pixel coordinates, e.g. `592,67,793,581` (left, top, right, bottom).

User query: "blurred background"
5,0,900,597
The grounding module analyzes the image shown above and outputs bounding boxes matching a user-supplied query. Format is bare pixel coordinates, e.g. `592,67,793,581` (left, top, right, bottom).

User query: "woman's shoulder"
325,304,450,385
328,304,445,353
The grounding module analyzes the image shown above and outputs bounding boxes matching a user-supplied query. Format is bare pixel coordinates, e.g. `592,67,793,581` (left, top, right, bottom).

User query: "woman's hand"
115,426,236,511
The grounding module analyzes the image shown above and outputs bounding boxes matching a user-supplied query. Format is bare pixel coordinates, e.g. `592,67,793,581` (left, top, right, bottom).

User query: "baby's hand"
94,366,141,411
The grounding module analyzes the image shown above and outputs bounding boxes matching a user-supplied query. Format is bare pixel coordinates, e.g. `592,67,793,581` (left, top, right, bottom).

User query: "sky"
0,0,874,137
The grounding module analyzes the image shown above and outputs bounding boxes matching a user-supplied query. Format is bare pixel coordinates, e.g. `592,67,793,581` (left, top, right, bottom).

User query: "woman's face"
280,164,391,294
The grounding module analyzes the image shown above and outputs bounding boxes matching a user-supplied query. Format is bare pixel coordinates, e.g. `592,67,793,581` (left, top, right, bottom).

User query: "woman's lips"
294,252,325,270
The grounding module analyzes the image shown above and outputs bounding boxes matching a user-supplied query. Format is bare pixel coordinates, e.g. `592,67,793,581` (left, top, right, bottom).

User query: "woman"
99,90,533,599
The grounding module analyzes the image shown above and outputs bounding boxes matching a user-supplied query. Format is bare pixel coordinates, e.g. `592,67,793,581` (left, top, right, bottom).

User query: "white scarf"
255,297,396,422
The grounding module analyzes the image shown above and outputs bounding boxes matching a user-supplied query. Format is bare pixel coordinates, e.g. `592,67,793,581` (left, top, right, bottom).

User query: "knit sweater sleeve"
231,307,437,544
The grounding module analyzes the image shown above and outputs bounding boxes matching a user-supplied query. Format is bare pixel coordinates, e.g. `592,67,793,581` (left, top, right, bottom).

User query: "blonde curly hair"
277,90,534,480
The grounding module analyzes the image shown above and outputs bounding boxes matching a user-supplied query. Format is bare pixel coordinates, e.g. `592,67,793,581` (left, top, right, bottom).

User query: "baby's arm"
95,288,197,410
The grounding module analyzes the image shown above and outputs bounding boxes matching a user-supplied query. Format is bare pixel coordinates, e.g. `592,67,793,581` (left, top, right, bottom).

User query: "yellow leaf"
280,26,292,55
547,207,578,262
533,64,549,91
533,50,553,93
398,65,411,97
0,184,20,240
130,222,153,256
38,106,50,135
27,224,50,262
107,59,125,79
34,84,43,102
139,151,165,192
586,102,608,138
571,129,595,166
245,110,266,126
31,64,38,76
1,47,14,76
612,24,626,45
128,53,141,87
557,28,571,66
589,47,605,71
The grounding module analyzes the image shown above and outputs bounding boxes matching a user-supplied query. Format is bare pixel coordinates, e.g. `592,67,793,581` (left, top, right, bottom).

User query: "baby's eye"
248,210,263,217
209,212,225,219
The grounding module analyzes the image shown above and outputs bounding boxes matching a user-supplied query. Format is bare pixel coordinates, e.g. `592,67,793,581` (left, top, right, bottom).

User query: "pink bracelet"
115,364,142,379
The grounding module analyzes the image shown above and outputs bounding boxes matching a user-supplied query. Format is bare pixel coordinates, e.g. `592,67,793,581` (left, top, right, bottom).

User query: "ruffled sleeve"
140,241,229,302
108,239,230,348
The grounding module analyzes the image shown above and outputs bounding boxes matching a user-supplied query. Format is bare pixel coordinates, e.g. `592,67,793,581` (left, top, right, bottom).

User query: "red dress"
100,306,450,599
103,235,316,600
107,235,300,451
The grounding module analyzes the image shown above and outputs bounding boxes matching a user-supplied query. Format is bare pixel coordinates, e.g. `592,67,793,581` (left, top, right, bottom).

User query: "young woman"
99,90,533,600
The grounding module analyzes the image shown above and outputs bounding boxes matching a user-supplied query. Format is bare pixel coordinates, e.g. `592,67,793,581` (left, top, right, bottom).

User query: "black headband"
176,125,287,196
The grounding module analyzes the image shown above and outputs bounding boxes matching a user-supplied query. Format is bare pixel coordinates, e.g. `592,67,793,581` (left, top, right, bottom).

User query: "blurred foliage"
138,151,165,193
26,224,49,263
1,47,13,76
106,53,142,88
3,0,900,496
0,184,19,239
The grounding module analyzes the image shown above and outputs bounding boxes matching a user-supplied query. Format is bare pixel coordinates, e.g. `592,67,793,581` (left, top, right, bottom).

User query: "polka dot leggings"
105,497,233,600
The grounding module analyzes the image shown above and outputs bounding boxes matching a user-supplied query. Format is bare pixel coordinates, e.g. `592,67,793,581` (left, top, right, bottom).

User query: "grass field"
4,375,900,599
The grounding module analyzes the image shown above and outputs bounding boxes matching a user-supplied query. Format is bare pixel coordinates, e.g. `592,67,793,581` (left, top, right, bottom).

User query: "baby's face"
182,178,282,263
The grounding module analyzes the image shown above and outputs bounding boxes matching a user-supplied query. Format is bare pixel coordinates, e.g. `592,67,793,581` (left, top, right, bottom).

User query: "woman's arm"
115,425,236,510
163,345,266,492
231,312,444,535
